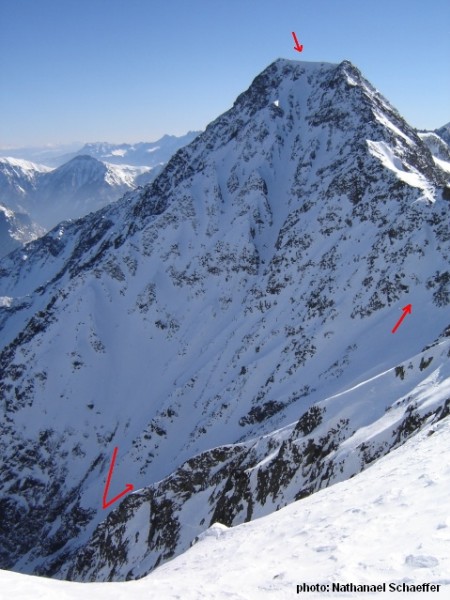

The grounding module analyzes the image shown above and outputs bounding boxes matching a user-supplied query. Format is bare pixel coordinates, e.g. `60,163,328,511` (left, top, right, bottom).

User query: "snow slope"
0,58,449,580
1,413,449,599
62,335,450,581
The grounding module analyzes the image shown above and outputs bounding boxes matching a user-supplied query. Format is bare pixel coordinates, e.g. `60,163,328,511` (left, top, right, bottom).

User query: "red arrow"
391,304,412,334
102,447,134,509
292,32,303,53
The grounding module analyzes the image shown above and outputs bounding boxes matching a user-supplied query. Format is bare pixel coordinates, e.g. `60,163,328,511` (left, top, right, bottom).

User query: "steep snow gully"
0,59,449,585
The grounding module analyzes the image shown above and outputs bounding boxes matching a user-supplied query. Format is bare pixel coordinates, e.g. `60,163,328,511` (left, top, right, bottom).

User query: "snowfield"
1,414,449,599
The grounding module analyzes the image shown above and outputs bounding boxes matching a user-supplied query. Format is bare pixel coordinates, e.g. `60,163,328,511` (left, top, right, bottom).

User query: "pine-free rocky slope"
0,59,449,581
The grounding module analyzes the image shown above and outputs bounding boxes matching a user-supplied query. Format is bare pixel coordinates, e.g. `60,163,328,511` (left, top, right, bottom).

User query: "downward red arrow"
292,32,304,53
102,447,134,509
391,304,412,334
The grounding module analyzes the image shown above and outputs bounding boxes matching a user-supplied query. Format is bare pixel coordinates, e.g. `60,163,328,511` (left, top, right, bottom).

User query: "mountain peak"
231,58,334,114
216,57,381,133
233,58,361,108
52,154,107,178
67,154,103,163
142,57,438,219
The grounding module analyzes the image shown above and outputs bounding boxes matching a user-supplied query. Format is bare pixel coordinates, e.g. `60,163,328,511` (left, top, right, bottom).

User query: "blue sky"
1,0,449,146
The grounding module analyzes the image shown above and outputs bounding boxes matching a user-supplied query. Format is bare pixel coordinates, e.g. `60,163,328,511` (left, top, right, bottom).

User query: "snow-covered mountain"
0,204,44,259
0,58,449,583
0,157,51,211
435,122,450,146
29,155,156,229
419,132,450,161
0,155,156,232
1,414,449,598
418,131,450,183
0,158,50,257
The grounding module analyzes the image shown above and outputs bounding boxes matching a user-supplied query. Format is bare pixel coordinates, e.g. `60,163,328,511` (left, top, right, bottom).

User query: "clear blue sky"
1,0,449,147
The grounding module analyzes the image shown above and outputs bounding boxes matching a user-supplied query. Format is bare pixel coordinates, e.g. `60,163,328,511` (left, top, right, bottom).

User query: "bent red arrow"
391,304,412,334
292,32,303,53
102,446,134,509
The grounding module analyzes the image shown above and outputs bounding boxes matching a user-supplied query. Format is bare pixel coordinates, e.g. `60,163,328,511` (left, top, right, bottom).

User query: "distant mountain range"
0,143,83,166
55,133,201,167
0,133,200,168
0,132,201,256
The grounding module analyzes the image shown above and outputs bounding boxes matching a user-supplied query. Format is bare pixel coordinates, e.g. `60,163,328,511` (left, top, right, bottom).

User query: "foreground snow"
1,415,449,599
